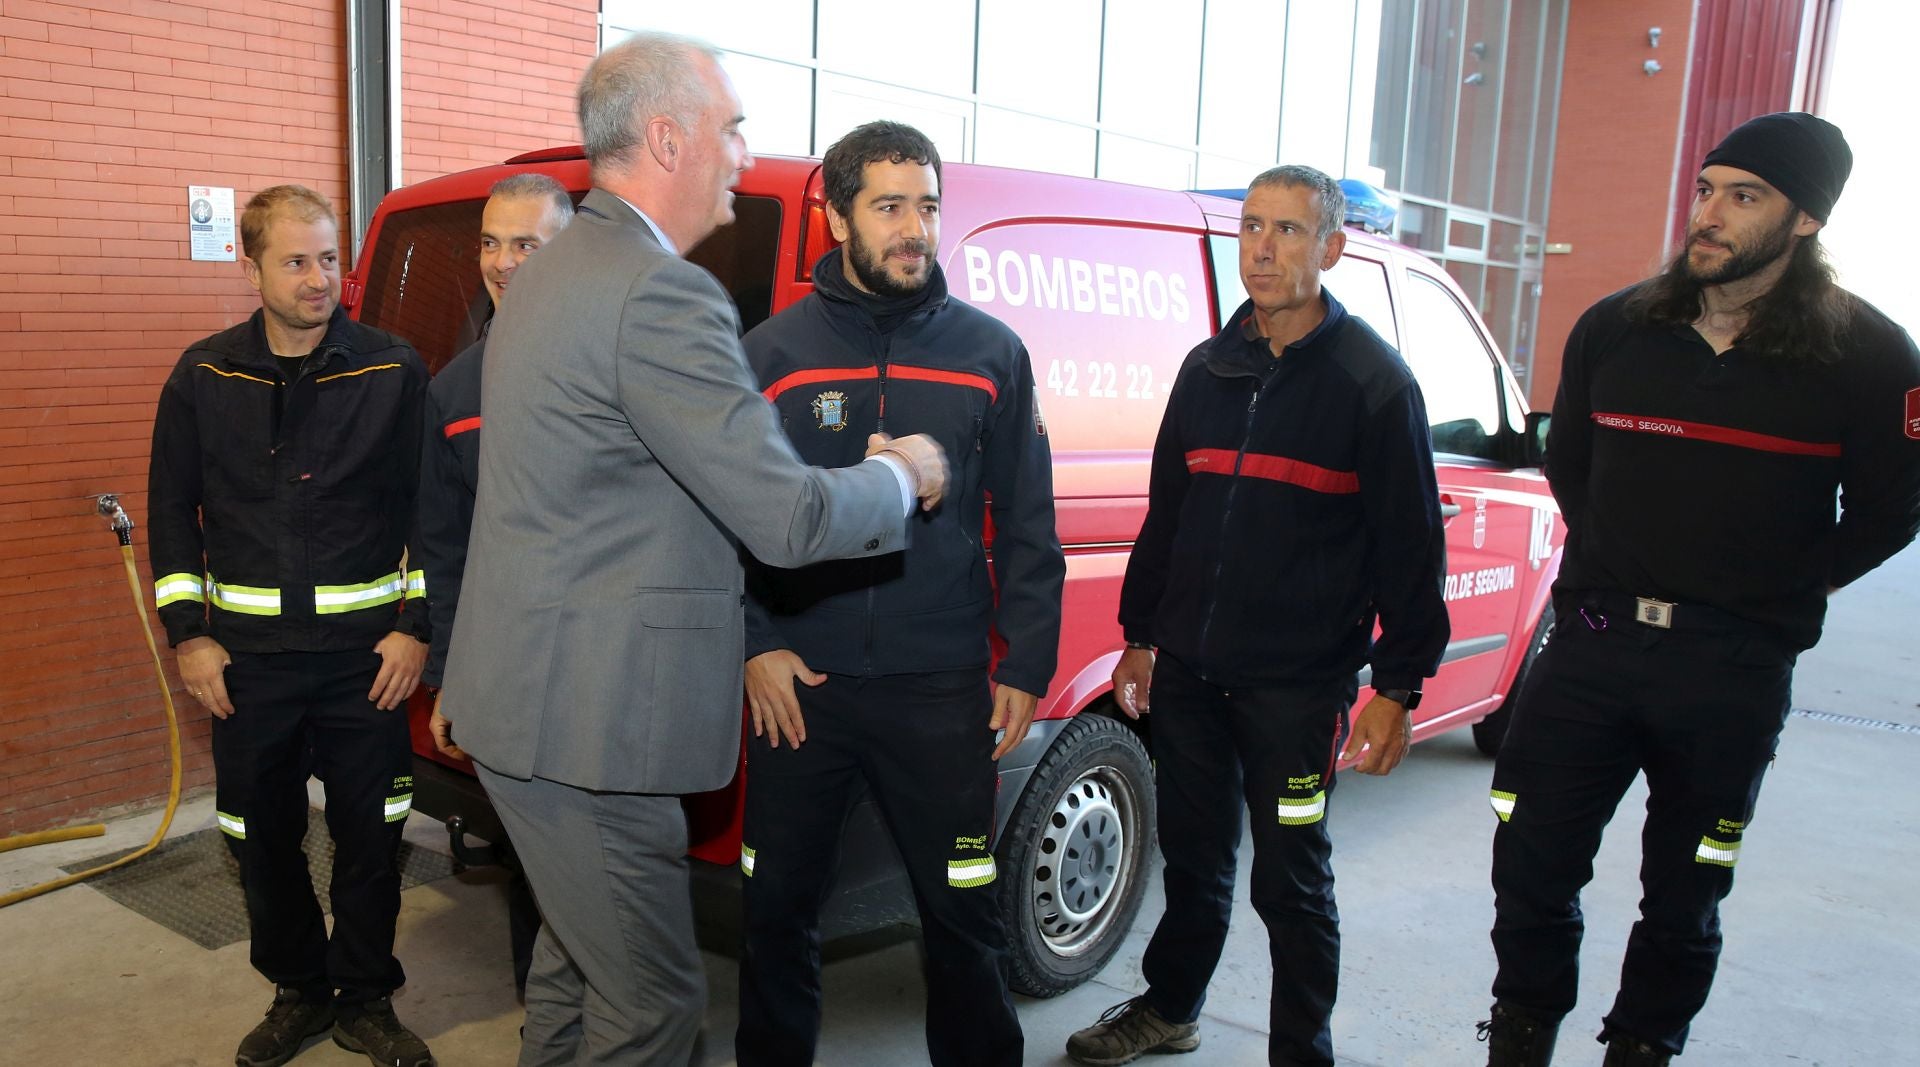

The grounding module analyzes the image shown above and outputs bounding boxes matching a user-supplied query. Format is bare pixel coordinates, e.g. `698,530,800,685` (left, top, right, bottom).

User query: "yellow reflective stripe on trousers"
1695,836,1740,867
739,844,756,877
154,572,205,607
1276,791,1327,825
315,571,405,614
384,793,413,823
404,569,426,600
948,857,996,887
1489,789,1517,822
209,579,282,616
217,811,246,839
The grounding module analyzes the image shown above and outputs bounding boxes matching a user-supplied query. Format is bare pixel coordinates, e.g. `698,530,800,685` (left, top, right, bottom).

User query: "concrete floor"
4,548,1916,1066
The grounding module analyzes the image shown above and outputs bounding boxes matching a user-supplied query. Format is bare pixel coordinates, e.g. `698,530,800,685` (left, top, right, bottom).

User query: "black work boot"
1477,1001,1560,1067
1602,1034,1673,1066
332,996,437,1067
234,986,334,1067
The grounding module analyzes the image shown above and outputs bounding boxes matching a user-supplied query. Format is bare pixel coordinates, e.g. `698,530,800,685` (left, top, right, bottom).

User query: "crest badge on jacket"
814,390,850,432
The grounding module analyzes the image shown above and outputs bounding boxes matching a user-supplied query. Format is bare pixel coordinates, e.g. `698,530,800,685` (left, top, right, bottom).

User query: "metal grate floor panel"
62,808,453,950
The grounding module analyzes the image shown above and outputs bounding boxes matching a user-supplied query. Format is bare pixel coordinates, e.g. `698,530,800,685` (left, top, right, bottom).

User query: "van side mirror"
1523,411,1551,467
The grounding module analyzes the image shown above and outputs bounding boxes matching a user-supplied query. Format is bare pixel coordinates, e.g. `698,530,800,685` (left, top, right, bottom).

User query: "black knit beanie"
1701,112,1853,222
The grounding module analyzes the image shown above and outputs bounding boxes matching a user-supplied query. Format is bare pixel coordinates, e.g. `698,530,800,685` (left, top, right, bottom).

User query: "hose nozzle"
96,493,135,547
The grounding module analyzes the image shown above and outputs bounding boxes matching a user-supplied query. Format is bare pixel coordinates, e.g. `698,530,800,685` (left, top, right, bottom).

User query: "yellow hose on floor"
0,500,182,908
0,825,106,854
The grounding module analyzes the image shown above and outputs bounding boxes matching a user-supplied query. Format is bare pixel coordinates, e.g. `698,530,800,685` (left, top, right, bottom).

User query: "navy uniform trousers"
1138,652,1357,1067
211,648,413,1005
1489,594,1794,1055
735,670,1022,1067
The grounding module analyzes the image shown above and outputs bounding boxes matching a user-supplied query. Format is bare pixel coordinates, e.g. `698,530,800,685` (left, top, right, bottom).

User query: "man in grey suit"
438,32,950,1066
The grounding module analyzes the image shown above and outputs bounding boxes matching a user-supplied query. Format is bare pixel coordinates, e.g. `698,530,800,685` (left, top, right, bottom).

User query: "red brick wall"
0,0,351,836
0,0,595,836
398,0,596,184
1530,0,1697,407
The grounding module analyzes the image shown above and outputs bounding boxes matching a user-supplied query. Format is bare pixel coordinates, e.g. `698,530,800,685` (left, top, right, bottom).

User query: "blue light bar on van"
1195,180,1399,235
1338,179,1398,235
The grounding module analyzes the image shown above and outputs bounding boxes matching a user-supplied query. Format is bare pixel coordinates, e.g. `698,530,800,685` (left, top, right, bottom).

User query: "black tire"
1474,603,1555,756
997,713,1156,997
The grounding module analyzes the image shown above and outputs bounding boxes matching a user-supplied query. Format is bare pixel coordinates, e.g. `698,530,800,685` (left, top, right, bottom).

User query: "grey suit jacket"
442,188,906,794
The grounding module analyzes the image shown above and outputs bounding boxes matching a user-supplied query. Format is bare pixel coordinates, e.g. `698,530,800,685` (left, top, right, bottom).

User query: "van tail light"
799,199,837,282
799,170,837,281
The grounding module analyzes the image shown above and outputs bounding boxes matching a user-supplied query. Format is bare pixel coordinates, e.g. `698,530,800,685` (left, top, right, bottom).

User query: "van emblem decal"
813,390,850,432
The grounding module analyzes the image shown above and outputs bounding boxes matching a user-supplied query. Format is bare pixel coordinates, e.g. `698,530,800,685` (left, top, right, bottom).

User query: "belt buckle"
1634,597,1675,629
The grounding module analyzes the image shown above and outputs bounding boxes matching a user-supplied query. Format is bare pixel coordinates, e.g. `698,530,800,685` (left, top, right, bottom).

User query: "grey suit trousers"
477,761,704,1066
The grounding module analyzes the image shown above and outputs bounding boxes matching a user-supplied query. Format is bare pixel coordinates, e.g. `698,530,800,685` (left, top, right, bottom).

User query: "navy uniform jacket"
742,249,1065,697
1120,292,1449,692
148,307,430,653
417,329,485,687
1548,285,1920,649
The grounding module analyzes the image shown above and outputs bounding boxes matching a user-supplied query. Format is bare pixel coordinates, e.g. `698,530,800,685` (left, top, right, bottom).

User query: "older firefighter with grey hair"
1066,164,1448,1067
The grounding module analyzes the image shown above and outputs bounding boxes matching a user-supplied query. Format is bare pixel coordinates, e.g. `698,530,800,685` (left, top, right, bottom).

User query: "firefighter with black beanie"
1479,113,1920,1067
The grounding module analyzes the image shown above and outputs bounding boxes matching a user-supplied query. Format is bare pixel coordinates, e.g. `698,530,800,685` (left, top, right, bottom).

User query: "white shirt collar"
613,194,676,255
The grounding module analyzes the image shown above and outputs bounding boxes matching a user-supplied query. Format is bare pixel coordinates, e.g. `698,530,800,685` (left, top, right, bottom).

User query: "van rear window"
360,198,493,374
691,195,781,336
357,194,782,374
1206,234,1399,350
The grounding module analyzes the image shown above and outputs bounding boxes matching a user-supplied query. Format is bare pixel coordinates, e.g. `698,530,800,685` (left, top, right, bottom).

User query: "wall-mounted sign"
188,185,236,262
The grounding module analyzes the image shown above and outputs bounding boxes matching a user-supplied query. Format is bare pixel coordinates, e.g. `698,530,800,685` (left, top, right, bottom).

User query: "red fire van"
342,150,1564,995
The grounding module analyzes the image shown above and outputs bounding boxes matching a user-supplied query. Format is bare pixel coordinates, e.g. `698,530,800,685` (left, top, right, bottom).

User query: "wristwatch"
1124,640,1154,651
1375,687,1422,710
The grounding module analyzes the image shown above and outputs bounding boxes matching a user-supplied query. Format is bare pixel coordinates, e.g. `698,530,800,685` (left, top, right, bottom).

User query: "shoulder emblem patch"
813,390,850,432
1906,387,1920,441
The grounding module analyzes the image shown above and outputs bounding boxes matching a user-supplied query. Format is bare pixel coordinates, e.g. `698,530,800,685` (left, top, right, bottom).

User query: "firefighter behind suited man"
146,184,437,1067
732,119,1064,1067
417,171,575,995
1477,113,1920,1067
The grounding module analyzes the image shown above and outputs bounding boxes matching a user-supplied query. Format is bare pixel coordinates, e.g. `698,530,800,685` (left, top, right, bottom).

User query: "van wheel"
998,713,1155,998
1474,604,1554,756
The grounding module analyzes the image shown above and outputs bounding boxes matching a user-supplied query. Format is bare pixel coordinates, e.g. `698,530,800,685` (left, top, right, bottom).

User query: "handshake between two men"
867,431,949,511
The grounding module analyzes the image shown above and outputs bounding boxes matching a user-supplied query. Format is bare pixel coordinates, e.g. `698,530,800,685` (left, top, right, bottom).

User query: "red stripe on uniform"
761,365,997,403
1184,447,1360,494
887,364,999,403
1589,411,1840,457
443,416,481,439
761,366,878,402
